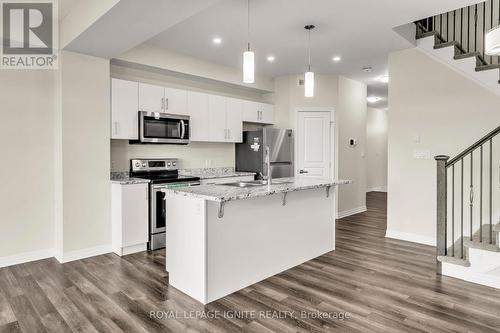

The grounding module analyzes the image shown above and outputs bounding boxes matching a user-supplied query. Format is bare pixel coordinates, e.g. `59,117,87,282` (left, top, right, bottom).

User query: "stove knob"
142,163,146,167
172,162,177,167
135,162,140,168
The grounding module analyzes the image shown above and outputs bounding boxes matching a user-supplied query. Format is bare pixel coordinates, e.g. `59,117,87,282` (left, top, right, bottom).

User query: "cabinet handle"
161,98,164,112
165,98,169,110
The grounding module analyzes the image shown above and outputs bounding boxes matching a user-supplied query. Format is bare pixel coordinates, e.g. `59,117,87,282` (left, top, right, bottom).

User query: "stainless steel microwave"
137,111,190,144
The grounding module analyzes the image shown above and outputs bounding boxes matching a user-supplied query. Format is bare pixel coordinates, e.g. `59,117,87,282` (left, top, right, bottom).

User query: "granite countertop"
162,177,351,202
179,167,255,180
110,172,150,185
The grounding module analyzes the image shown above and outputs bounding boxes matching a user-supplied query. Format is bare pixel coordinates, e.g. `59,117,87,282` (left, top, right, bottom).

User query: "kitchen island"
163,177,351,304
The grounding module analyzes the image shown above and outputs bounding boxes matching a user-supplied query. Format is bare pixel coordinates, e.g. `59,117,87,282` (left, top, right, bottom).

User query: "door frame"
294,107,337,217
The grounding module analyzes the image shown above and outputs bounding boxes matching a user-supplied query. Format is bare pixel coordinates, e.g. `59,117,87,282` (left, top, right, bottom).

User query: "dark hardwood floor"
2,192,500,332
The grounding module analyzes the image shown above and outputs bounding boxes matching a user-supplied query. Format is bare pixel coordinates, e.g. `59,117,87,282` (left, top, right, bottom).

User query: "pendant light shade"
243,0,255,83
304,71,314,97
485,26,500,55
304,25,315,97
243,50,255,83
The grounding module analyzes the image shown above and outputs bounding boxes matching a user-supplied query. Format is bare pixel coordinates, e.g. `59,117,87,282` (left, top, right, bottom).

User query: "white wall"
0,70,56,258
388,48,500,244
58,51,111,255
337,77,367,214
366,107,388,192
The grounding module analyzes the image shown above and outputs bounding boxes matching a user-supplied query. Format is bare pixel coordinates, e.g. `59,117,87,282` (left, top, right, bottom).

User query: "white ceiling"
146,0,482,105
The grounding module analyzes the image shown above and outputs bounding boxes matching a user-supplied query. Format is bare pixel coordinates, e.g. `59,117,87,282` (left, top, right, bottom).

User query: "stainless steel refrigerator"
236,128,293,179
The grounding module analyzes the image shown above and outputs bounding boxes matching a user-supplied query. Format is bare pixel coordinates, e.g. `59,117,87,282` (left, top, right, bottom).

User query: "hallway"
1,192,500,332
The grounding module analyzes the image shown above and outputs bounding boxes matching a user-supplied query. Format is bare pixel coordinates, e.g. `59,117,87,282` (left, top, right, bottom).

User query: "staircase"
435,125,500,289
415,0,500,96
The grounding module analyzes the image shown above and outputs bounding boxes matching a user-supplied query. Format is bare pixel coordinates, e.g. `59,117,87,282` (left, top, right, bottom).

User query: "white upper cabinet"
259,103,274,124
138,83,164,113
111,78,274,143
208,95,227,142
164,87,188,115
111,78,139,140
226,98,243,143
243,100,274,124
187,91,210,142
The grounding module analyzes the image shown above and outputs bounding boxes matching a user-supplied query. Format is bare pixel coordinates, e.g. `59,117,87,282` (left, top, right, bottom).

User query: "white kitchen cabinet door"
187,91,210,141
139,83,164,113
243,100,260,123
164,87,188,115
121,183,149,248
226,98,243,143
111,78,139,140
259,103,274,124
208,95,227,142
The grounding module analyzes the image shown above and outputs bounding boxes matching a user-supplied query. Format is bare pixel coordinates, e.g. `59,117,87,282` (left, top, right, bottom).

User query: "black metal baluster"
453,10,456,41
491,0,494,64
461,159,464,259
490,138,493,244
468,7,470,53
480,145,483,242
452,164,455,256
484,2,487,63
475,5,478,54
447,11,450,41
470,152,474,241
440,13,443,36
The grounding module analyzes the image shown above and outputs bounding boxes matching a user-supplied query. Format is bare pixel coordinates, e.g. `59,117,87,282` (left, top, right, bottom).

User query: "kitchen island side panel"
165,195,207,303
206,188,335,303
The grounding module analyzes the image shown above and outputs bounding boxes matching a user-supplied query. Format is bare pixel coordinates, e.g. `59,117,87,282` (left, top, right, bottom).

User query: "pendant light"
486,26,500,55
304,25,315,97
243,0,255,83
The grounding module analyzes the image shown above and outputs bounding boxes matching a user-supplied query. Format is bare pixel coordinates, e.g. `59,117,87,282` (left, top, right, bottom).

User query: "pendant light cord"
247,0,250,51
307,28,311,71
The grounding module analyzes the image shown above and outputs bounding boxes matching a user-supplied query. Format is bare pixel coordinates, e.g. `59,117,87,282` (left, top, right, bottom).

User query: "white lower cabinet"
111,183,149,256
200,175,255,185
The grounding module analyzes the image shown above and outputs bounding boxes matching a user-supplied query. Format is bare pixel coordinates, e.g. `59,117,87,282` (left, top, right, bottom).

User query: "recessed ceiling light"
332,56,341,62
367,96,381,103
212,37,222,44
267,55,275,62
378,75,389,83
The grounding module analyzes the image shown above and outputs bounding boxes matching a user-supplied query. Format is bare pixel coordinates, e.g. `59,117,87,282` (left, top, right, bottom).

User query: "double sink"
223,179,293,188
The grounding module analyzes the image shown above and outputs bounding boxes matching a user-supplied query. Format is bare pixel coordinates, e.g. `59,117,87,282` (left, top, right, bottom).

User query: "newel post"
435,155,449,274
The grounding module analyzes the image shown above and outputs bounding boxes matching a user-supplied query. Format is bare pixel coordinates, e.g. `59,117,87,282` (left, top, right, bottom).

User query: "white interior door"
297,111,331,179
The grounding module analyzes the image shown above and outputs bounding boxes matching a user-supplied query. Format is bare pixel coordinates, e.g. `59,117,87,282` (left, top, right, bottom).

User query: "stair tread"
463,238,499,252
454,52,481,60
416,31,439,39
475,64,500,71
434,41,459,49
438,255,471,267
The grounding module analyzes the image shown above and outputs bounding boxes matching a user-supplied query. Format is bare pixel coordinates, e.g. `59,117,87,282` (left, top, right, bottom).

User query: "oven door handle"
180,120,186,139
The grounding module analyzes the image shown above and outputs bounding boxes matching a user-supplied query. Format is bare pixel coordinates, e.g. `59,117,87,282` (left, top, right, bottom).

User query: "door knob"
299,170,309,174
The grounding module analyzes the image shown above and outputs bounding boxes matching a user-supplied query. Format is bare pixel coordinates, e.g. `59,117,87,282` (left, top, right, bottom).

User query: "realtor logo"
1,0,58,69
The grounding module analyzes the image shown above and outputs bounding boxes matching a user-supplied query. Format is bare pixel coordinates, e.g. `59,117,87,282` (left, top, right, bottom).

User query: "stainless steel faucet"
265,146,272,185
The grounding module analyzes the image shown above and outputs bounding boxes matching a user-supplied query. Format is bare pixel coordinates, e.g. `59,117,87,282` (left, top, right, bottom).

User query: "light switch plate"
413,149,431,160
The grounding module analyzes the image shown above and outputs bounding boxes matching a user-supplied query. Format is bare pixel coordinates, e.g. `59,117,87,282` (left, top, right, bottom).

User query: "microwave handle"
180,120,186,139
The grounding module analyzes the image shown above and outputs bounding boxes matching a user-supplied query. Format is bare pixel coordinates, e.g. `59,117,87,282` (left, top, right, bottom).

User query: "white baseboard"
56,244,112,264
0,248,55,268
385,230,435,246
337,206,367,219
367,186,387,193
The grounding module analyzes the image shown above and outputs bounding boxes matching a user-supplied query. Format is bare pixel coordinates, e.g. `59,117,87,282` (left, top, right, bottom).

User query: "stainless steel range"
130,158,200,250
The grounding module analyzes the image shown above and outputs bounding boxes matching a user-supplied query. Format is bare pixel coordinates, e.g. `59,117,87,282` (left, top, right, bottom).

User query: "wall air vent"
298,79,304,86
